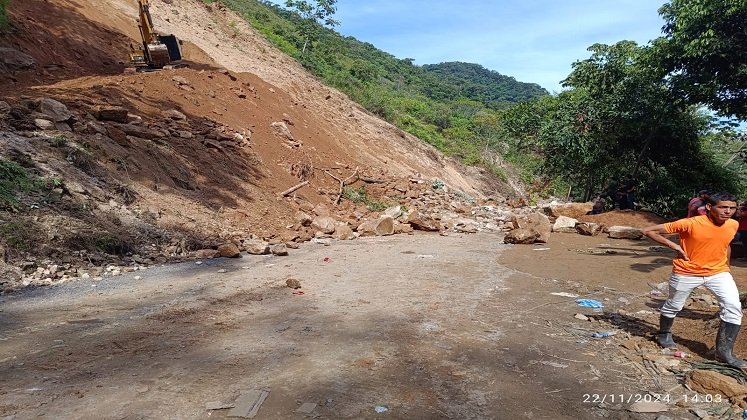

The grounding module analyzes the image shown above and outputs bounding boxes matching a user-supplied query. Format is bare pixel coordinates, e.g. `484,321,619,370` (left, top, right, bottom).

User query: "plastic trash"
322,256,330,263
591,331,616,338
375,406,388,413
661,349,688,358
576,299,604,309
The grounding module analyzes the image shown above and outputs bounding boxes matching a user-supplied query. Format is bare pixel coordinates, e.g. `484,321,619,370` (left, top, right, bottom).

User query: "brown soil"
4,231,745,419
1,1,745,418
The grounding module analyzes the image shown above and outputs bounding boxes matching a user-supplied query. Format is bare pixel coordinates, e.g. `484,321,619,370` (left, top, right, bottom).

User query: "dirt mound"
578,209,669,227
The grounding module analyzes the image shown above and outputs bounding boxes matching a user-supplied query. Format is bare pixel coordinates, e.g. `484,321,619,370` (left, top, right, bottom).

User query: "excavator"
129,0,183,70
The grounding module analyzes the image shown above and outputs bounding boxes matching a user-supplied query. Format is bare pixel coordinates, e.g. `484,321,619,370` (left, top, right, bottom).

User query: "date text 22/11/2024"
582,393,723,404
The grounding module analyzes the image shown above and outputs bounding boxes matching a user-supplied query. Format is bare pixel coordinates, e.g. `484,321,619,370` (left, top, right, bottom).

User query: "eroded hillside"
0,0,514,290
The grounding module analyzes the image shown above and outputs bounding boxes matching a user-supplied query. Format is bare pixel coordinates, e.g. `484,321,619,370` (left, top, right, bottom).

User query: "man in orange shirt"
642,192,744,368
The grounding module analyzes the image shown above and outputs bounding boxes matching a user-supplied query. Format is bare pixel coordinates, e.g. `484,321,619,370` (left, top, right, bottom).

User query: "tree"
284,0,339,53
651,0,747,119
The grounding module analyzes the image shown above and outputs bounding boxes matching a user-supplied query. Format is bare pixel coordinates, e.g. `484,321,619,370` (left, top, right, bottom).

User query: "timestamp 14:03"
582,393,723,404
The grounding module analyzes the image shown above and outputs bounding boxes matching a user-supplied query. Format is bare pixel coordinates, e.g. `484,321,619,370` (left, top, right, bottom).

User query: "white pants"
660,272,743,325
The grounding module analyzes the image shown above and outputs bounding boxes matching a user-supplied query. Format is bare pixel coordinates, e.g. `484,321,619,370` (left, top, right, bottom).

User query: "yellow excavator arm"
129,0,182,70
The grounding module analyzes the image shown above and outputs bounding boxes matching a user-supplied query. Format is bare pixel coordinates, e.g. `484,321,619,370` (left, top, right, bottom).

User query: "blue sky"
267,1,666,93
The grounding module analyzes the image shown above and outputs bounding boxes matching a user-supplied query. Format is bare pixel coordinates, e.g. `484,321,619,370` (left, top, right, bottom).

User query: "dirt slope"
0,0,509,285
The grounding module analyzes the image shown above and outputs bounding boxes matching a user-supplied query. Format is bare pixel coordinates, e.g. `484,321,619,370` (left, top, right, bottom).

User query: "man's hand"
672,244,689,261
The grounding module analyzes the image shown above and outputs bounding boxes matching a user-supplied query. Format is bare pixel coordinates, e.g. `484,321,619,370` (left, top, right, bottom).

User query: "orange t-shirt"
663,215,737,276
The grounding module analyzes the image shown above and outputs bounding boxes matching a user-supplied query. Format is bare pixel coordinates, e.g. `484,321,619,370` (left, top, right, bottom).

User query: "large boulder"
687,369,747,403
311,216,336,234
332,224,356,240
503,228,541,244
39,98,72,122
357,216,395,236
407,211,441,231
0,48,35,72
96,107,130,123
576,222,603,236
217,243,241,258
552,215,578,233
244,239,270,255
545,202,594,219
516,212,551,241
608,226,643,240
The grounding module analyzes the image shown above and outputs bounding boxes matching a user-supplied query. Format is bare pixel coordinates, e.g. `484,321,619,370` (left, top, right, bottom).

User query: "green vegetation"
216,0,548,176
0,159,64,211
220,0,744,216
342,186,391,211
0,0,9,30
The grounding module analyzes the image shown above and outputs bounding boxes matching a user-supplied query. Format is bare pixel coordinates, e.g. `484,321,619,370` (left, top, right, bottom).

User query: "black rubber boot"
657,315,677,348
715,322,747,368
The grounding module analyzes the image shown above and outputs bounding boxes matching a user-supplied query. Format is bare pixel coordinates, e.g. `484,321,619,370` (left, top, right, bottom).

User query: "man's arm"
642,224,689,261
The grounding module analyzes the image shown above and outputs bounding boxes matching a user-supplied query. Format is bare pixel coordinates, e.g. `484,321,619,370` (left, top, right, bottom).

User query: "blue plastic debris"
576,299,604,308
591,331,616,338
375,406,388,413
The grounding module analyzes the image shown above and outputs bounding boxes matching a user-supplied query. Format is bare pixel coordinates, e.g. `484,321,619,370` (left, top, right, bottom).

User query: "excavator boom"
129,0,183,70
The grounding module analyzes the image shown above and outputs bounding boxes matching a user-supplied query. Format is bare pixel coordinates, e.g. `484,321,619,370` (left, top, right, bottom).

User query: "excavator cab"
129,0,183,70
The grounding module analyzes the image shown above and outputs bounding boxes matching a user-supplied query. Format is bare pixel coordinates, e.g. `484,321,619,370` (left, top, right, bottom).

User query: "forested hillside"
221,0,745,216
216,0,547,176
422,62,548,108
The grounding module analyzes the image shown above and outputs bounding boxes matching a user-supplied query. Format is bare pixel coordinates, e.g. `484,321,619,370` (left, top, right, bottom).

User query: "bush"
0,159,64,210
0,0,9,31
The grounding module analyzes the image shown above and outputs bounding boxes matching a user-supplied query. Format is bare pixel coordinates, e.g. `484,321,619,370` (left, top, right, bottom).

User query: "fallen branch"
279,180,309,197
360,176,385,184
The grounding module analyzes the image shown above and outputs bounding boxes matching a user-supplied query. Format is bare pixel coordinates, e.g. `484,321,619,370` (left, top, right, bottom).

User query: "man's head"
705,192,738,224
698,190,710,199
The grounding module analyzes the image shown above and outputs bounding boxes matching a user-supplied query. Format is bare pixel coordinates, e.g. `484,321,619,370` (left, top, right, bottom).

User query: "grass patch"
0,0,9,31
0,159,59,210
342,186,391,211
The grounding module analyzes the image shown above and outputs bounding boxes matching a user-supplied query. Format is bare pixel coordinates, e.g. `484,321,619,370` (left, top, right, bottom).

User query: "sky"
267,0,667,93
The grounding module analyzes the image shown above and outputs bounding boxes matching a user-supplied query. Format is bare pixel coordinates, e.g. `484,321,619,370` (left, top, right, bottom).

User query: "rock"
172,76,190,86
312,203,331,217
608,226,643,240
552,215,578,233
164,109,187,121
311,216,336,234
286,278,301,289
217,243,241,258
546,202,594,219
516,212,551,240
244,239,270,255
407,211,441,231
576,222,603,236
332,224,355,240
194,249,219,259
687,369,747,401
0,101,10,115
96,107,129,123
34,118,55,130
383,205,404,219
295,211,313,227
357,216,395,236
503,228,540,244
39,98,72,122
0,47,35,71
114,123,161,140
394,222,414,234
270,244,288,256
271,121,294,140
107,126,129,146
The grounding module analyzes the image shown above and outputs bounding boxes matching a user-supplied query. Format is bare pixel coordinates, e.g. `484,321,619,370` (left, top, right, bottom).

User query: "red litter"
322,257,330,263
292,290,305,295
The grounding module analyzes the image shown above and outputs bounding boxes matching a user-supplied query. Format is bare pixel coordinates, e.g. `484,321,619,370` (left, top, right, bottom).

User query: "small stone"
286,278,301,289
574,313,589,321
